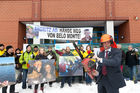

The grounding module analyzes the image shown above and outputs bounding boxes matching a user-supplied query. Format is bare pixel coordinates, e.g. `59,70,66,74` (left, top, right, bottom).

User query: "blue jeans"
22,69,28,89
85,73,92,84
129,66,137,82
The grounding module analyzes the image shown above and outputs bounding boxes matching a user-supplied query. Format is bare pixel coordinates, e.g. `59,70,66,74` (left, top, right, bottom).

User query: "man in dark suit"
92,34,126,93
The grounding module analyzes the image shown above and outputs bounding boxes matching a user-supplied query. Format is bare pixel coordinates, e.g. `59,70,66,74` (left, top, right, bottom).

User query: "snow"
0,80,140,93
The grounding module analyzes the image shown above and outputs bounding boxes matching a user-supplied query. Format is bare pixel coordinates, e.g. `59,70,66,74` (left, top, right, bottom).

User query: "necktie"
102,51,108,75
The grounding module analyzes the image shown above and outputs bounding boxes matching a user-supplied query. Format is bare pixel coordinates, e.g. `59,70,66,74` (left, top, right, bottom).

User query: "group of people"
0,34,139,93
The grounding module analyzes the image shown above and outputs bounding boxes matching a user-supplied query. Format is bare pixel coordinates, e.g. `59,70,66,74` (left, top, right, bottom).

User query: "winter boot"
40,87,44,92
34,89,37,93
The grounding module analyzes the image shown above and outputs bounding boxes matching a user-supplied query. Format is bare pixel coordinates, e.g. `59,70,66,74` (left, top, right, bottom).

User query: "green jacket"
19,51,35,69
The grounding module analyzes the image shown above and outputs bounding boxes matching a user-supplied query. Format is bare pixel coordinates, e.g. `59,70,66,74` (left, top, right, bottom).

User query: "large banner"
0,57,16,88
26,24,93,41
59,56,83,76
28,59,56,85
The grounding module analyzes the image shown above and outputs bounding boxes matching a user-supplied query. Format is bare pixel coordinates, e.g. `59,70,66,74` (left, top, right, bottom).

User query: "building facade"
0,0,140,49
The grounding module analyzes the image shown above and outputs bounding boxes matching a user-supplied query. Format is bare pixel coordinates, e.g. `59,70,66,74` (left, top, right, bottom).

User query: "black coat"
35,54,47,60
125,50,138,66
46,51,57,61
15,53,22,69
96,48,126,89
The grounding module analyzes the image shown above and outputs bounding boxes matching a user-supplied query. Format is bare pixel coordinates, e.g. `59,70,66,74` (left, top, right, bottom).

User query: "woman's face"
39,48,44,54
86,46,91,51
45,65,51,73
16,50,20,54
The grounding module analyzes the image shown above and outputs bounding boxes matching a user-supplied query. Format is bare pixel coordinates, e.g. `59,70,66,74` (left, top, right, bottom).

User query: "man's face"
8,48,14,54
66,47,70,53
80,46,84,50
128,46,133,51
84,31,90,37
62,49,66,54
0,46,4,50
102,41,111,50
48,47,52,51
28,27,33,33
34,48,38,52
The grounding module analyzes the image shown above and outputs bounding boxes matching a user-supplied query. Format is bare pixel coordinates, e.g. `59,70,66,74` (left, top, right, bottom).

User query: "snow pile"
0,81,140,93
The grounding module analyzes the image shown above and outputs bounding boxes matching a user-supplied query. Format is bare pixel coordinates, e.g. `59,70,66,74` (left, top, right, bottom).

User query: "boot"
40,87,44,92
34,89,37,93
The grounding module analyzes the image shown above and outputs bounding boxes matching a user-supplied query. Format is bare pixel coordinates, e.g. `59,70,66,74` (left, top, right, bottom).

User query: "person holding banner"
19,45,35,89
46,46,57,87
34,47,47,93
83,45,93,85
1,45,18,93
33,46,39,56
60,46,74,88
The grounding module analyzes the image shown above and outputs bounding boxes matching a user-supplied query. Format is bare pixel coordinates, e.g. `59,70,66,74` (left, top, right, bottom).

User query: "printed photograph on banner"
55,43,75,50
27,59,56,85
26,24,36,38
59,56,83,77
81,28,93,41
26,24,58,39
0,57,16,88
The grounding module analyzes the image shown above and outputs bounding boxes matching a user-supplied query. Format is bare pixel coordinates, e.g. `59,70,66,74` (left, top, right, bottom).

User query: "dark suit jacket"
96,48,126,89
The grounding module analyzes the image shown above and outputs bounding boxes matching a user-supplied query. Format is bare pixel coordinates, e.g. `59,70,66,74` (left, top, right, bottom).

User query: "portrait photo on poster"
27,59,56,85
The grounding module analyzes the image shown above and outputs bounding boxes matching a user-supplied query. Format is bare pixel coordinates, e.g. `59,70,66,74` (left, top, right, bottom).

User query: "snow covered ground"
0,80,140,93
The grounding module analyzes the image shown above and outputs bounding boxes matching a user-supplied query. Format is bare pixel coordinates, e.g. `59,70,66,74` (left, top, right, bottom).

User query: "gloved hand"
22,61,26,65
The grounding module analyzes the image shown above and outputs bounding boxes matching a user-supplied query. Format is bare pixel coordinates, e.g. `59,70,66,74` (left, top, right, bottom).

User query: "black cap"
6,45,13,51
34,46,38,48
0,44,4,47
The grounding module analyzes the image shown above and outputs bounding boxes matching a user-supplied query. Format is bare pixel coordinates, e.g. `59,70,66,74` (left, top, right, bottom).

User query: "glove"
22,61,26,65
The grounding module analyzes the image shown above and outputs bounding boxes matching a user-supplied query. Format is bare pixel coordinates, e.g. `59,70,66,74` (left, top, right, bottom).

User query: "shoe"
134,80,138,84
40,87,44,91
68,84,72,87
28,86,32,89
22,87,26,89
34,89,37,93
49,84,52,87
60,85,64,88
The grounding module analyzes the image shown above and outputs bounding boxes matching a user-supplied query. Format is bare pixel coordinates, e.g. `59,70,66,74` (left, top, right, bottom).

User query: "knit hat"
6,45,13,51
26,45,31,49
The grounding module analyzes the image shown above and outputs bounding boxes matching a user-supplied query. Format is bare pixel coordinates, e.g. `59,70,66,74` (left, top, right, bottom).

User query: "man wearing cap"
81,29,92,41
0,44,6,56
1,45,18,93
92,34,126,93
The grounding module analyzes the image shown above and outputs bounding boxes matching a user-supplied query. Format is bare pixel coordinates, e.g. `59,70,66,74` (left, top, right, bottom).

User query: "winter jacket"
15,53,22,69
83,50,93,58
46,50,57,61
35,54,47,60
0,49,6,56
125,50,139,67
72,50,85,56
33,51,39,56
19,51,35,69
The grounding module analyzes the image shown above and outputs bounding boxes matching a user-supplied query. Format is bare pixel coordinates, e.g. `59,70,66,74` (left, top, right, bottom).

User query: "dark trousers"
61,77,72,86
22,69,28,89
35,83,44,90
2,84,15,93
85,73,92,84
98,83,119,93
